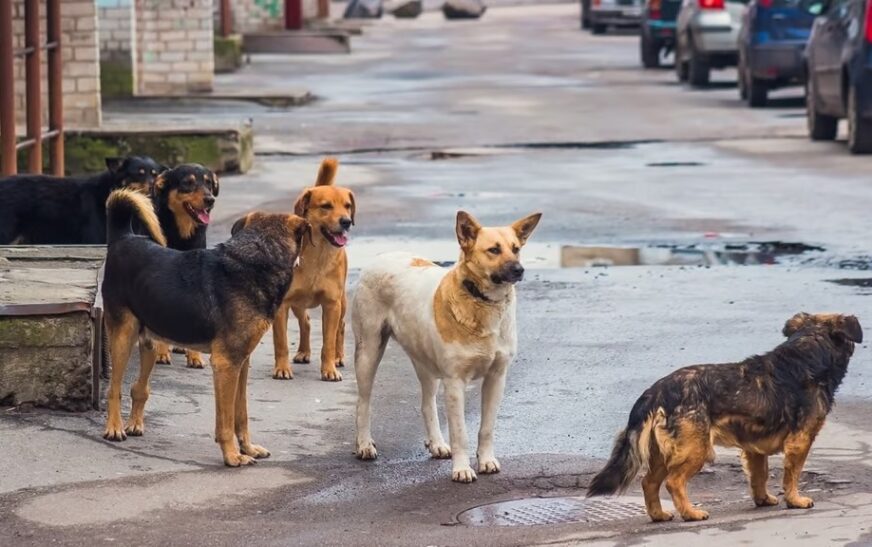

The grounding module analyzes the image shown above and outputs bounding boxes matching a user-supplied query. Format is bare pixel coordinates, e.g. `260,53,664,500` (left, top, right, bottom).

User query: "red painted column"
285,0,302,30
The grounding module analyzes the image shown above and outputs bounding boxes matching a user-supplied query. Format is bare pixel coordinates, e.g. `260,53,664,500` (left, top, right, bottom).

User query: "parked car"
640,0,683,67
581,0,644,34
675,0,747,86
738,0,819,107
805,0,872,153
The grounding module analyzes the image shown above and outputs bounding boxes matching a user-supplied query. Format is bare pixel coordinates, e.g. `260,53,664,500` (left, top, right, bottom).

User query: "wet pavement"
3,2,872,546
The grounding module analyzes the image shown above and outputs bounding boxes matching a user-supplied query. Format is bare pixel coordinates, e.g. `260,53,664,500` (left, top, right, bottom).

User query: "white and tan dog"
352,210,541,483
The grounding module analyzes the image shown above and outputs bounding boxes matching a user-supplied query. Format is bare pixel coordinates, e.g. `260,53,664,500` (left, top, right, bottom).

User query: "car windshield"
794,0,827,12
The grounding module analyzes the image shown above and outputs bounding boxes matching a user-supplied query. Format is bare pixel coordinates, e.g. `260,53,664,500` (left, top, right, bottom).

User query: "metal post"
220,0,232,37
285,0,302,30
24,0,42,173
47,0,62,175
0,0,16,175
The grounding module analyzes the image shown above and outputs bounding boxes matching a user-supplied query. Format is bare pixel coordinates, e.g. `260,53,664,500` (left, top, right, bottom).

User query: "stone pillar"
133,0,214,95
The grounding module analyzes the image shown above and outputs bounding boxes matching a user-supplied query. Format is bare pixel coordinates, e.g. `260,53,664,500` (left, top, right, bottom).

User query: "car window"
726,0,750,4
798,0,827,13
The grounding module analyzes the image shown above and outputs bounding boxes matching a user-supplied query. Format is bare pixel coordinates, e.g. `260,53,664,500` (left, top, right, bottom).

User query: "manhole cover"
457,497,648,527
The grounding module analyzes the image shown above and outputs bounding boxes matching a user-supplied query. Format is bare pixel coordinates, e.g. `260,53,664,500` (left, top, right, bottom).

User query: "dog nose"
339,217,352,230
505,262,524,282
204,195,216,209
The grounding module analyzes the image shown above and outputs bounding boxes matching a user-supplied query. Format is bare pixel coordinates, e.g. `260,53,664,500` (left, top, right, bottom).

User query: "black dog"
588,313,861,522
0,156,165,245
147,164,220,367
101,189,309,466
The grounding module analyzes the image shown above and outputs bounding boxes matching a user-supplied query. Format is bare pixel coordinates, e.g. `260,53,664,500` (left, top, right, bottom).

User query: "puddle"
646,161,706,167
827,278,872,288
345,240,822,270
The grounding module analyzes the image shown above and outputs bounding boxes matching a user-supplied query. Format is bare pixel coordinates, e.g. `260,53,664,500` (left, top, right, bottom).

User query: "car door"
810,0,851,111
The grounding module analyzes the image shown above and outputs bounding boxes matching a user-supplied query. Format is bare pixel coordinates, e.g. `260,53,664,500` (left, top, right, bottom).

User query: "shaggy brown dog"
588,313,862,522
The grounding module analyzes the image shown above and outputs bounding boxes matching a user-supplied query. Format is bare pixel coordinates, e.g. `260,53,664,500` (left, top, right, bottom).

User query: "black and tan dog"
0,156,164,245
588,313,862,522
101,189,309,466
147,164,220,368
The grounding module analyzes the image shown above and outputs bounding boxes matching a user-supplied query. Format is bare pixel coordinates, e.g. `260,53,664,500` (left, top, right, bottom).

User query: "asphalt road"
3,3,872,546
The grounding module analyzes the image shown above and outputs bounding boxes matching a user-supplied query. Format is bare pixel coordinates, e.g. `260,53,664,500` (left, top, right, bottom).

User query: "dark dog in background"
0,156,164,245
146,164,220,368
588,313,862,522
101,189,309,466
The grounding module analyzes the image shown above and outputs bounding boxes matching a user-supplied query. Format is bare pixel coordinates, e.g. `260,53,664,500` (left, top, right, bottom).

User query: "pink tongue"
196,210,211,224
333,233,348,246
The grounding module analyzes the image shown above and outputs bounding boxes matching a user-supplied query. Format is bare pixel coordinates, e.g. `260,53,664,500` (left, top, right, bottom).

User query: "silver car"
675,0,747,86
582,0,643,34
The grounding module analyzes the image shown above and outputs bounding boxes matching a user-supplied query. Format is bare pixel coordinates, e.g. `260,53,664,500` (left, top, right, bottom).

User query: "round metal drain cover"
457,497,648,527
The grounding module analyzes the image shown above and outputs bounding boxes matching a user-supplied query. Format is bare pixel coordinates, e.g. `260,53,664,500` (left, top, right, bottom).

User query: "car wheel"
641,33,660,69
806,75,838,141
675,40,689,82
580,0,591,29
591,22,608,34
687,39,710,88
848,85,872,154
748,76,768,108
738,55,748,100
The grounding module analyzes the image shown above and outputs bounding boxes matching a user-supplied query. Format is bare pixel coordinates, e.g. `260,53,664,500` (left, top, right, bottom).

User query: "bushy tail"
587,404,663,497
314,157,339,186
106,189,166,247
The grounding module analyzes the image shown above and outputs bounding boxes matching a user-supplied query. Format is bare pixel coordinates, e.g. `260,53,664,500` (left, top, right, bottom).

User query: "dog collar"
463,279,493,303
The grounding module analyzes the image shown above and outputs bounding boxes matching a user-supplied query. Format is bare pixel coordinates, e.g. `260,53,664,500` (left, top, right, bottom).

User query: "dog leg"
153,341,172,365
664,426,710,521
334,293,347,368
444,377,476,483
185,350,205,369
320,302,342,381
292,305,312,365
643,447,674,522
235,358,270,459
783,427,820,509
272,302,294,379
103,312,138,442
125,338,158,437
415,369,450,459
742,451,777,507
477,366,507,474
212,353,254,467
354,325,389,460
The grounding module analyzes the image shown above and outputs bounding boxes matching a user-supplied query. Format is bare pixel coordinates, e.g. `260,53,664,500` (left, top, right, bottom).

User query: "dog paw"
321,368,343,382
426,441,451,459
124,420,144,437
680,508,709,521
103,423,127,442
452,467,477,484
356,440,378,460
754,494,779,507
292,351,310,364
240,443,271,459
273,366,294,380
478,457,501,474
155,350,172,365
786,496,814,509
186,352,205,369
224,453,257,467
649,510,674,522
171,347,186,354
336,358,345,368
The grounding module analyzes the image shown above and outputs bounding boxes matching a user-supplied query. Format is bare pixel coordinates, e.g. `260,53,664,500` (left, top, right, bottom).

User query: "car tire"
748,76,768,108
591,22,608,34
641,33,660,69
675,40,689,82
687,40,710,88
848,85,872,154
738,55,748,100
806,75,838,141
580,0,591,29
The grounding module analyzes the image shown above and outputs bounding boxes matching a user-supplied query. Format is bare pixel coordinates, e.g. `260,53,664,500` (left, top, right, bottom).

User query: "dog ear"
294,189,312,218
315,158,338,186
210,174,220,197
105,157,124,173
286,215,312,246
230,213,251,237
456,211,482,251
835,315,863,344
349,191,356,226
783,312,812,337
511,212,542,246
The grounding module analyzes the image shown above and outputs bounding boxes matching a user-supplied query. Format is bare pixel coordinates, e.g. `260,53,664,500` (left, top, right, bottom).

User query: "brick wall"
133,0,214,95
98,0,132,62
218,0,321,34
10,0,102,129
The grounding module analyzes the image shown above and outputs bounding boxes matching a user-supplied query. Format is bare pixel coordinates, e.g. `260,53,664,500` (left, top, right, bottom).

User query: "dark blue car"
640,0,682,68
738,0,820,107
806,0,872,153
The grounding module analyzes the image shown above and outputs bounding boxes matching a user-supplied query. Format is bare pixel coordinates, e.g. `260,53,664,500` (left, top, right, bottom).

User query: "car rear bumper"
690,12,739,54
748,43,806,82
592,6,642,25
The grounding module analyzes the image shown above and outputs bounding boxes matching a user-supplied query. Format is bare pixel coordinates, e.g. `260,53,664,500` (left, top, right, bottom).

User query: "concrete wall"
11,0,102,129
219,0,321,34
132,0,214,95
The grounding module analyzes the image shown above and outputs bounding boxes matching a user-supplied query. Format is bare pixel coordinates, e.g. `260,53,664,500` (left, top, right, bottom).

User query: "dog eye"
488,246,501,255
512,246,520,255
345,203,352,209
320,203,333,210
151,170,157,175
139,169,145,175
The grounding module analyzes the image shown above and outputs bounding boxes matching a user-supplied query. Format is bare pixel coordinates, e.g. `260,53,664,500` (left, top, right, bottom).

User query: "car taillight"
758,0,772,7
649,0,662,18
866,0,872,43
700,0,724,9
593,0,601,6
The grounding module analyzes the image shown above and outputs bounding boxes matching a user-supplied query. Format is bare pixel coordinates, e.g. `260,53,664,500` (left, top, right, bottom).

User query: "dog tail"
314,157,338,186
106,189,166,247
587,398,664,497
